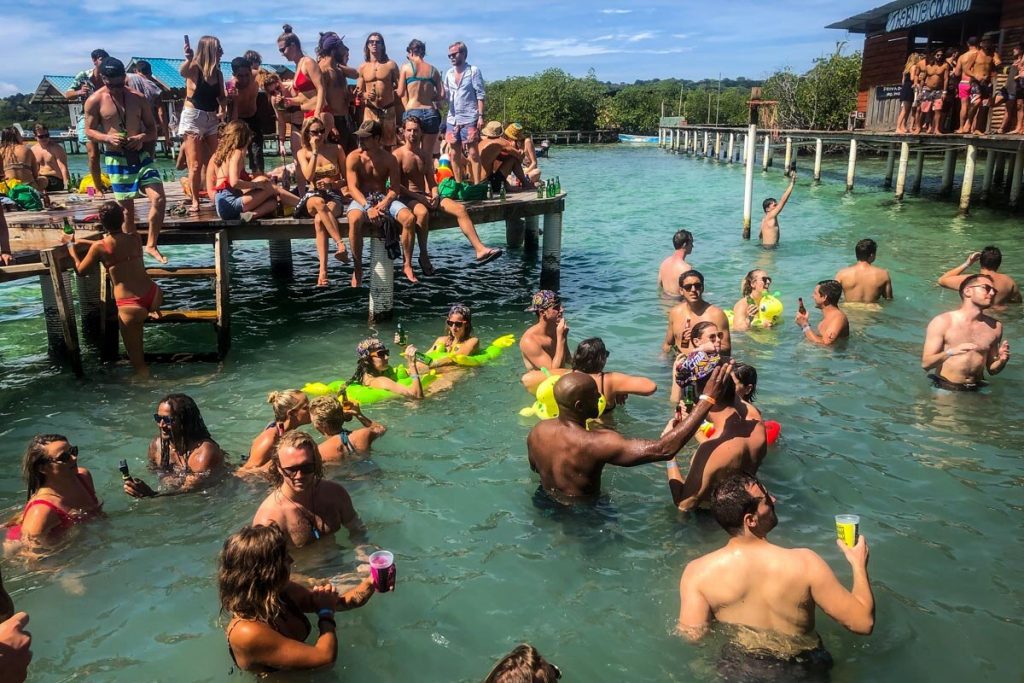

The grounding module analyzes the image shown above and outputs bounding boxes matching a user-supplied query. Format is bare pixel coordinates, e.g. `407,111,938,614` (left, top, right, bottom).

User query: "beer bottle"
683,384,697,411
394,323,407,346
536,183,544,199
798,297,807,315
62,217,75,235
499,184,506,201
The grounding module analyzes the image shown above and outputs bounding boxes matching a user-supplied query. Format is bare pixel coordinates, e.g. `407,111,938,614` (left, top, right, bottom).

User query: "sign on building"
886,0,972,32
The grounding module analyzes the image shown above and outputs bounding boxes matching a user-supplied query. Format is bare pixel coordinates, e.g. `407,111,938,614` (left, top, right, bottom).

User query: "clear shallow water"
1,146,1022,681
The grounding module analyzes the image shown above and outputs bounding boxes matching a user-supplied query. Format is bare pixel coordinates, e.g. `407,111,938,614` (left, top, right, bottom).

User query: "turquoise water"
1,146,1022,681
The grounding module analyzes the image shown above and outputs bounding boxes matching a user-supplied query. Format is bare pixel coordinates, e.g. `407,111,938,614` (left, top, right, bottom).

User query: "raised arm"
807,538,874,635
768,175,796,217
937,251,979,290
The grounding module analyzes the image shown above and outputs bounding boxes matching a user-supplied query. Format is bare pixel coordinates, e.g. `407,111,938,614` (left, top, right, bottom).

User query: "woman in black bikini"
242,390,311,471
64,201,162,377
571,337,657,414
123,394,226,498
219,524,374,673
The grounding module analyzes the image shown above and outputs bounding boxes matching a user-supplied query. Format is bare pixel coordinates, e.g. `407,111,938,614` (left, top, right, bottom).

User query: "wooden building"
829,0,1024,130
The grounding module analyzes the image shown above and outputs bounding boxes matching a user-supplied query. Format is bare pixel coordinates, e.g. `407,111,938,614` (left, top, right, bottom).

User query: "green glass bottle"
62,217,75,235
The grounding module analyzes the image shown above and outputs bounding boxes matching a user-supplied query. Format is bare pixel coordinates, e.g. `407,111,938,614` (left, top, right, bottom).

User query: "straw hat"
504,123,524,141
481,121,503,138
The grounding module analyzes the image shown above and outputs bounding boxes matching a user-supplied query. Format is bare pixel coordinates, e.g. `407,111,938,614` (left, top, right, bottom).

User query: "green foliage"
485,68,608,132
762,43,862,130
0,94,69,131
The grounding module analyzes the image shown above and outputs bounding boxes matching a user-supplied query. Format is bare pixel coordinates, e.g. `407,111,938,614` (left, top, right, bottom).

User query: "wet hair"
855,238,876,262
445,302,473,343
678,269,704,289
266,389,307,422
134,60,152,77
484,644,559,683
244,50,263,69
966,36,978,47
711,473,762,536
364,32,389,62
269,430,323,487
98,200,125,233
91,49,108,61
696,361,735,404
309,395,345,436
279,24,301,51
691,321,718,343
959,273,993,298
762,197,776,212
733,362,757,402
211,120,252,166
156,394,214,471
407,39,426,57
230,57,249,76
572,337,609,373
979,245,1002,270
194,35,223,83
741,269,766,297
21,434,69,501
218,524,291,624
817,279,843,306
672,229,693,250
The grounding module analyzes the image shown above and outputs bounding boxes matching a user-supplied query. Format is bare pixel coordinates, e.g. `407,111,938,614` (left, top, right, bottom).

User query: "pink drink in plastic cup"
87,186,95,198
369,550,396,593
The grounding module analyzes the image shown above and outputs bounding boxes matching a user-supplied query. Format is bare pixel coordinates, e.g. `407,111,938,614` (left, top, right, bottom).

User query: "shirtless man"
664,358,766,512
663,270,732,356
834,238,893,303
345,119,417,286
65,48,107,193
922,274,1010,390
956,37,998,134
520,290,571,393
127,61,167,158
678,473,873,679
83,57,167,263
795,280,848,345
357,33,400,148
228,57,265,174
527,366,729,504
252,431,366,548
318,33,358,152
917,48,950,134
657,229,694,296
938,246,1021,306
759,171,795,247
393,116,502,275
30,123,69,192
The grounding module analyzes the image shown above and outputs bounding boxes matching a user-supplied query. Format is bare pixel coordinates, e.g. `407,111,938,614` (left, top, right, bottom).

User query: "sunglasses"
447,319,466,327
280,461,316,476
367,39,382,44
681,282,704,291
549,663,562,680
153,414,175,424
309,129,324,136
967,283,998,295
759,276,772,285
46,445,79,464
37,133,50,139
279,47,289,54
373,349,390,358
703,332,725,341
447,53,460,59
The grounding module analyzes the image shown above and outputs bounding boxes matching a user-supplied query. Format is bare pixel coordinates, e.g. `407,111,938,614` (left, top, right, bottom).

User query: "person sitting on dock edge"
658,229,694,297
479,121,534,193
663,270,732,356
520,290,571,393
795,280,849,346
835,238,893,304
759,171,795,248
938,247,1021,306
922,274,1010,391
83,57,167,263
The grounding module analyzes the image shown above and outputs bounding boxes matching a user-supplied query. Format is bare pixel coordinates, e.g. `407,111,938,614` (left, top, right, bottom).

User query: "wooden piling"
727,133,735,163
1009,148,1024,209
76,264,103,347
214,230,231,359
784,137,793,172
540,212,562,290
845,139,857,192
883,144,896,188
714,132,722,160
994,152,1007,187
268,239,293,278
895,141,911,200
367,237,393,323
505,217,525,249
742,124,756,240
940,149,957,197
524,215,540,252
981,149,996,201
39,249,83,376
912,151,925,194
958,144,977,215
98,263,119,362
813,138,823,183
762,135,770,172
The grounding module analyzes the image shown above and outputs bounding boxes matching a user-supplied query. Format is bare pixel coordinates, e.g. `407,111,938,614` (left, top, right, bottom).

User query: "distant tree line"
0,93,69,131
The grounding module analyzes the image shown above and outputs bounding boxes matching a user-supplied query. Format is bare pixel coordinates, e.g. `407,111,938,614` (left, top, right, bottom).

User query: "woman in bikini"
278,25,330,134
426,303,479,368
571,337,657,413
123,394,226,498
5,434,103,549
178,35,226,215
1,127,46,192
219,524,374,673
309,395,386,461
242,390,311,471
295,118,349,286
261,71,304,185
397,39,443,159
731,269,773,332
206,121,292,222
63,201,161,377
351,338,435,399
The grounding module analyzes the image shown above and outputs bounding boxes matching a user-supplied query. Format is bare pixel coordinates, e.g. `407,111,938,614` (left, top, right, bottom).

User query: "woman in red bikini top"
277,24,330,122
5,434,103,546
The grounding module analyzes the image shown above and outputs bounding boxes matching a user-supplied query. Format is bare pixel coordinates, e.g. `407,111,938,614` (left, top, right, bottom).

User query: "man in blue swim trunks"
65,48,107,193
345,120,418,286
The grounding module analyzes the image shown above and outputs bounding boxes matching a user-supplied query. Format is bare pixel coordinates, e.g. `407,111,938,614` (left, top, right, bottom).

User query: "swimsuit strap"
340,429,353,452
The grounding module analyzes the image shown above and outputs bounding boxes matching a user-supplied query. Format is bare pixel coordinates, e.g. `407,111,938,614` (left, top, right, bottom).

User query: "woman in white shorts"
178,35,226,215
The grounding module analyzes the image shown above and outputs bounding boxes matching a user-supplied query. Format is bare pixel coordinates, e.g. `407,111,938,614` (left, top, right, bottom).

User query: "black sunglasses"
46,445,79,464
374,349,390,358
153,413,175,424
280,461,316,476
760,276,772,284
681,282,704,291
446,319,466,327
447,53,460,59
37,133,50,139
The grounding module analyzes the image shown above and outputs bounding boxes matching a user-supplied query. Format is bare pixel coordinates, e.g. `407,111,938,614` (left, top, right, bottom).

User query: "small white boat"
618,134,658,144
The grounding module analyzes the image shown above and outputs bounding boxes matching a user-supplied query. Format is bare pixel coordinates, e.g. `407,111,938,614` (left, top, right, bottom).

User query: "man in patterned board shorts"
83,57,168,263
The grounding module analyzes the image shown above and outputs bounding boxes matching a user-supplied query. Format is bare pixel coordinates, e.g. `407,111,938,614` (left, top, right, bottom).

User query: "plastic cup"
369,550,396,593
86,186,95,198
835,514,860,548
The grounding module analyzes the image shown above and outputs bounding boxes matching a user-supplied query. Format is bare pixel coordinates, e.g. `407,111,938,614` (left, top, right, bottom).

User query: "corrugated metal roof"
30,75,78,104
126,57,293,91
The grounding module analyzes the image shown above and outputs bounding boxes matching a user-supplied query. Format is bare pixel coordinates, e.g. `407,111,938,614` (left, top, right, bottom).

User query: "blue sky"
3,0,862,96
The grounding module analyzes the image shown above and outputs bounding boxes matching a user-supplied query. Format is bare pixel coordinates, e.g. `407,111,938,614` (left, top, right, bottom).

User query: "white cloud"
626,32,656,42
0,82,20,97
672,33,690,39
600,8,632,13
522,38,617,58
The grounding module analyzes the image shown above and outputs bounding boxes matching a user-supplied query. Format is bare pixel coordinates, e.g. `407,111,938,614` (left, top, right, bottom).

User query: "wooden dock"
1,183,566,376
657,120,1024,236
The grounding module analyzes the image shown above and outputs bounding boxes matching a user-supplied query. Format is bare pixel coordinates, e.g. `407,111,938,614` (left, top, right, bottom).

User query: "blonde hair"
218,524,290,624
309,396,344,435
269,430,323,487
194,35,223,83
741,269,765,297
903,52,921,74
484,644,559,683
266,389,306,422
212,121,253,167
258,71,281,90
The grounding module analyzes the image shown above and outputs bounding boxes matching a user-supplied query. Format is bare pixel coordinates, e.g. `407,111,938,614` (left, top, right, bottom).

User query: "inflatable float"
725,292,784,329
519,372,607,420
302,366,438,405
425,334,516,367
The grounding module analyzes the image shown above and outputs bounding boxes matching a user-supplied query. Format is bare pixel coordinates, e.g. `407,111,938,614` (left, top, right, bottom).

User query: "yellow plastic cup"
835,514,860,548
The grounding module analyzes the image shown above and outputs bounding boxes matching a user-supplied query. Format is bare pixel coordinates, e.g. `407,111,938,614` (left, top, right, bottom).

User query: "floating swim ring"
426,334,516,367
519,373,606,420
725,292,784,329
302,366,438,405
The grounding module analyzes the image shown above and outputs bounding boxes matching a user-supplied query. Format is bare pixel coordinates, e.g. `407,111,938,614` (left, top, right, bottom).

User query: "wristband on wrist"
801,324,811,333
945,348,955,357
698,394,716,405
666,461,680,469
317,607,335,620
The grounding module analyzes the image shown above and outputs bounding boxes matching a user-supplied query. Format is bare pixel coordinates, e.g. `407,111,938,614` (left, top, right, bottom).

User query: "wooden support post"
912,151,925,194
214,230,231,359
714,132,722,160
727,133,735,163
762,135,770,172
895,142,911,200
939,149,957,197
958,144,977,215
658,128,664,147
505,216,525,249
1010,148,1024,209
993,152,1007,188
39,250,83,376
540,211,562,290
845,138,857,192
981,149,996,201
742,124,756,240
76,264,103,347
783,137,793,171
883,144,896,188
813,138,823,183
98,263,119,362
524,215,540,252
739,134,746,163
367,237,394,323
268,239,293,278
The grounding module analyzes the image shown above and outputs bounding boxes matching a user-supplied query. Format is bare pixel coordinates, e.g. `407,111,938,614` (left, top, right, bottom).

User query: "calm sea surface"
1,146,1022,681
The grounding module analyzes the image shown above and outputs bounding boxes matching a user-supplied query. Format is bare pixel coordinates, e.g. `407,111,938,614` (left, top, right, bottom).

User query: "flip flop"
475,248,503,265
418,257,437,277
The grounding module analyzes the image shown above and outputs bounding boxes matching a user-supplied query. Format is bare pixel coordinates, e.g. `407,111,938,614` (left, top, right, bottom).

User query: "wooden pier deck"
1,183,566,375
